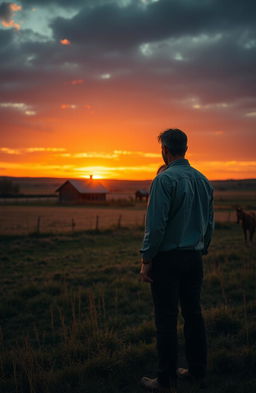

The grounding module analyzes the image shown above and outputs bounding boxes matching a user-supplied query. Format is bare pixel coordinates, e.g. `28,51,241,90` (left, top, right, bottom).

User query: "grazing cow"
236,207,256,243
135,189,149,202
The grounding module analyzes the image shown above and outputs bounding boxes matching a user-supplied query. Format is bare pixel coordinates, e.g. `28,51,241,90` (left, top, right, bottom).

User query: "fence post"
71,218,76,234
117,214,122,229
36,216,41,234
95,215,99,232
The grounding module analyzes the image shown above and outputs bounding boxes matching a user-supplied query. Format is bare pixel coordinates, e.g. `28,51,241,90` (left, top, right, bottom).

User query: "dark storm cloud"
0,27,14,48
51,0,256,50
0,0,256,119
20,0,83,6
0,2,12,21
20,0,115,8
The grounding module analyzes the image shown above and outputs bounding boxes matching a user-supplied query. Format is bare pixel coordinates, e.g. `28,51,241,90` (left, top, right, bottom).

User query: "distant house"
56,177,108,203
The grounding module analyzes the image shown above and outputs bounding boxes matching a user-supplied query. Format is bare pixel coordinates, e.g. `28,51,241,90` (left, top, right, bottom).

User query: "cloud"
58,150,162,160
51,0,256,51
100,73,111,79
245,112,256,117
0,161,75,172
60,150,159,159
0,148,160,160
9,3,22,12
0,147,66,154
113,150,161,158
187,160,256,180
25,147,67,152
60,104,77,109
0,147,20,155
60,152,119,159
1,18,20,29
59,104,94,113
0,2,22,30
0,102,37,115
60,38,71,45
19,0,91,7
70,79,84,85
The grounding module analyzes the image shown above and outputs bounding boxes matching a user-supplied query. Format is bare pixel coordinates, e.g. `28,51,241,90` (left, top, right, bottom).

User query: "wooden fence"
0,206,238,236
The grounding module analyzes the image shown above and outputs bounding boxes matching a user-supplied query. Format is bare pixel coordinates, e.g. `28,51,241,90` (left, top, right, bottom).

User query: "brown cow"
236,207,256,243
135,190,149,202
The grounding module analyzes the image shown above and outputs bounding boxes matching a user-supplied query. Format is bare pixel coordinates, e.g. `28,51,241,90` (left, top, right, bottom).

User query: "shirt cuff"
140,250,155,263
141,258,152,264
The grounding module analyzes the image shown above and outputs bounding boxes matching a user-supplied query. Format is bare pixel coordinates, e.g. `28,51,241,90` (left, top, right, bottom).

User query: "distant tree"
0,178,20,196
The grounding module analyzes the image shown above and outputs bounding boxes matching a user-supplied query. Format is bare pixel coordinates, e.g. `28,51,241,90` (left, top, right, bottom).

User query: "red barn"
56,178,108,203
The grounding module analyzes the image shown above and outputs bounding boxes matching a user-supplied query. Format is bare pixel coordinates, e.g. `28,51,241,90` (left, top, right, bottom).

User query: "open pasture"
214,190,256,210
0,204,242,235
1,187,255,235
0,205,147,235
0,224,255,393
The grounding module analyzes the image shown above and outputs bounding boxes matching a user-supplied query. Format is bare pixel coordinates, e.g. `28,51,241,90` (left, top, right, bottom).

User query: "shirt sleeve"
140,175,172,261
202,188,214,255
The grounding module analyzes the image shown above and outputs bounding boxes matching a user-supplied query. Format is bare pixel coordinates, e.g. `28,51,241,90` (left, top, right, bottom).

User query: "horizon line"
1,175,256,182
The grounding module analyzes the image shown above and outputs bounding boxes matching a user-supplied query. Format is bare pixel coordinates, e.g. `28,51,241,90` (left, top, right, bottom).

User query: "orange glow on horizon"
1,159,255,180
1,105,255,181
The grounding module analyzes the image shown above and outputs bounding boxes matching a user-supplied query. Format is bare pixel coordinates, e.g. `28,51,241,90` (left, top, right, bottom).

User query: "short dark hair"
158,128,187,156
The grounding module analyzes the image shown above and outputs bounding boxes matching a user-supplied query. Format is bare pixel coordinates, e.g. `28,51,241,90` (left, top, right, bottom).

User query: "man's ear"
163,145,169,155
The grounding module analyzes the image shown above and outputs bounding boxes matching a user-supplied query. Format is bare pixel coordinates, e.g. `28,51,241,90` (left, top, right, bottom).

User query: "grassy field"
0,205,238,236
0,188,255,235
0,205,146,235
214,190,256,210
0,223,255,393
1,198,256,235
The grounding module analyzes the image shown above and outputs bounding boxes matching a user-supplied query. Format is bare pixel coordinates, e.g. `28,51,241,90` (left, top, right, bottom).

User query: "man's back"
157,158,214,251
140,158,214,260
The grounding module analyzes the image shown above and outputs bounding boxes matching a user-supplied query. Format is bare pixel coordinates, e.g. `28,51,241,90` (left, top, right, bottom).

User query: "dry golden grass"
0,205,247,235
0,205,147,235
0,189,255,235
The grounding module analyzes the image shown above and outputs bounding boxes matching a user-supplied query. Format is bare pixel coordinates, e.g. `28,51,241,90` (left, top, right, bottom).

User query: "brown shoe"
177,368,207,388
176,368,192,380
140,377,177,393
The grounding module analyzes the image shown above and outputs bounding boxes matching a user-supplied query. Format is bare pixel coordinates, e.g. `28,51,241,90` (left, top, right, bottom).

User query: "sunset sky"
0,0,255,180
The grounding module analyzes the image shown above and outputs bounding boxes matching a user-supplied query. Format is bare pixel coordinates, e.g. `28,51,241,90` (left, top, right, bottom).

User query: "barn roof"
56,179,108,194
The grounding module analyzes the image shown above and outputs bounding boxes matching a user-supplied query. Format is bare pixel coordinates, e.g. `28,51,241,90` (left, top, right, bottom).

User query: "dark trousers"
150,250,207,387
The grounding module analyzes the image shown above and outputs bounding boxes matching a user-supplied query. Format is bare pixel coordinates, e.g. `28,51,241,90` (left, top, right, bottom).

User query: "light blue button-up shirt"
140,158,214,261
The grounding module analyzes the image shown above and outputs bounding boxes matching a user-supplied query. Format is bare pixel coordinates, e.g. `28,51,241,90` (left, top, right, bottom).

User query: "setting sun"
82,173,104,180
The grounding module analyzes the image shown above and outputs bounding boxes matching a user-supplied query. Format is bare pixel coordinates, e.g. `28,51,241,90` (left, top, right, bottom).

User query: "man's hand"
140,261,153,283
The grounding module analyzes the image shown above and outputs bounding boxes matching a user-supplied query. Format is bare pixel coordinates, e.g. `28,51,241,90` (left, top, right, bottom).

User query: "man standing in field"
140,129,214,393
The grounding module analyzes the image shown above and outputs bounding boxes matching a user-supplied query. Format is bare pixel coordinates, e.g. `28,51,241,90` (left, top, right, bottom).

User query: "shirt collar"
167,158,190,167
